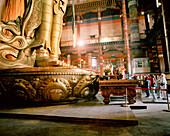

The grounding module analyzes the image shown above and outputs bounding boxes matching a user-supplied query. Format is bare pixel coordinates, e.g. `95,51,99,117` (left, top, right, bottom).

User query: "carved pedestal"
0,67,99,104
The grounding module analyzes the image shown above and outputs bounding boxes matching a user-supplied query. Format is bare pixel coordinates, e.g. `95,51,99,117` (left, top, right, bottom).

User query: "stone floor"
0,91,170,136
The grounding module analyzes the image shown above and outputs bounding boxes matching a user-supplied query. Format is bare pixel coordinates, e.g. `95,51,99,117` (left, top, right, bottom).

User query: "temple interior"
0,0,170,135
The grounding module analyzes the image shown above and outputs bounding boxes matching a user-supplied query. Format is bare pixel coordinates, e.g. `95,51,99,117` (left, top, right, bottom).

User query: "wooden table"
99,80,138,104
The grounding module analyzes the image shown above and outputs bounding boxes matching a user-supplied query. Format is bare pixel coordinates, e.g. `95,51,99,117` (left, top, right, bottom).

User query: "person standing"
159,73,167,100
144,74,150,97
150,74,158,102
156,74,162,99
156,75,161,99
116,70,120,80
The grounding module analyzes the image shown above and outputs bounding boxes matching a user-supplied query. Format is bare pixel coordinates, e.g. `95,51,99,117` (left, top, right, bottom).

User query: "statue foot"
36,55,76,68
36,57,67,67
35,48,76,68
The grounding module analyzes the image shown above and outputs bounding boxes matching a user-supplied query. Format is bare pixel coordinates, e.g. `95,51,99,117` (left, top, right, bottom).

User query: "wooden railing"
61,39,145,49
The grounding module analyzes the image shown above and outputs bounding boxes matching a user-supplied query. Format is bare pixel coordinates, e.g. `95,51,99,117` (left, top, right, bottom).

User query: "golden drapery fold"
2,0,25,22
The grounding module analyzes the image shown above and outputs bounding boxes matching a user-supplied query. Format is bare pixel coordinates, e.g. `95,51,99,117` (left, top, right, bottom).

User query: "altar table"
99,80,138,104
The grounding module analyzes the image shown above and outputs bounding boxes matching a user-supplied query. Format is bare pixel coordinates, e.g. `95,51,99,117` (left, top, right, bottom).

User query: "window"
92,57,97,67
138,60,142,67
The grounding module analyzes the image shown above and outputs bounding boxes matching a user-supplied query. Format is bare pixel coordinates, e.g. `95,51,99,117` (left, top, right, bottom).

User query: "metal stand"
122,86,128,107
163,90,170,112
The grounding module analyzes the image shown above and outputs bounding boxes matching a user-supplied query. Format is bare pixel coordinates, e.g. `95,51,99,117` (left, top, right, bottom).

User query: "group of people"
115,70,123,80
143,73,167,102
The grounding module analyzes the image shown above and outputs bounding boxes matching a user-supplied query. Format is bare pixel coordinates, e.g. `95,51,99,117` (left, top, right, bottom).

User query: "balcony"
60,38,145,54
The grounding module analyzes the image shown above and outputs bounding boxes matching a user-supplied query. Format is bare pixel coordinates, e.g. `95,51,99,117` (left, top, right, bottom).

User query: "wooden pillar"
77,13,81,68
120,12,126,70
77,13,80,43
98,9,102,74
144,12,150,36
88,53,92,69
122,0,131,76
98,9,101,43
78,50,81,68
67,54,71,66
121,15,124,41
100,48,103,76
157,40,165,72
161,0,170,72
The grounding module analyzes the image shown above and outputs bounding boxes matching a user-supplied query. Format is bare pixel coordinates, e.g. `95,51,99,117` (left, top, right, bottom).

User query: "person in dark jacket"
144,74,150,97
116,70,120,80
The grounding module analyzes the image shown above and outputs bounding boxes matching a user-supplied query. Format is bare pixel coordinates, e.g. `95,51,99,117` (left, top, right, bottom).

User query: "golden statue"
0,0,99,104
0,0,68,69
36,0,68,66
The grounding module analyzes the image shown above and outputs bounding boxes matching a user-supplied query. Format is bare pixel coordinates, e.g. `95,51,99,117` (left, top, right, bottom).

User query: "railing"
61,39,145,48
61,36,122,47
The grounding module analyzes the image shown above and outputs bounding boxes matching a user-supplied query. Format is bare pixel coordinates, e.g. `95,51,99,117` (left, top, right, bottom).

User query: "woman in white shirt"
159,73,167,100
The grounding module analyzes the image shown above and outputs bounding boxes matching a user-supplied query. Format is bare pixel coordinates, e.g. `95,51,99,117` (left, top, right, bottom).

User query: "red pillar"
88,53,92,69
78,50,81,68
98,9,101,43
67,55,71,66
77,13,80,43
100,48,103,76
77,13,81,68
122,0,131,76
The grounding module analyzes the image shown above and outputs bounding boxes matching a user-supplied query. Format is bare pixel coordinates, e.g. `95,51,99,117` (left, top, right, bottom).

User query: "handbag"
152,82,157,87
152,78,157,87
160,83,165,86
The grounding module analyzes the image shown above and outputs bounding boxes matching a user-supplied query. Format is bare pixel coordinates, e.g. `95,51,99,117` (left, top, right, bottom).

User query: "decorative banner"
111,55,116,71
128,0,140,42
116,58,124,68
157,40,163,57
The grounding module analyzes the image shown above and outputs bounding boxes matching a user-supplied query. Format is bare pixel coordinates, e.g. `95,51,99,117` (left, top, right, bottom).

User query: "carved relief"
0,68,99,103
13,79,37,100
73,75,99,98
39,78,71,101
0,0,43,69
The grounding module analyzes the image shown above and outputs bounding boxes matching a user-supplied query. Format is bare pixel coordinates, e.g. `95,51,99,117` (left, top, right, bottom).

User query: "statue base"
0,67,99,104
